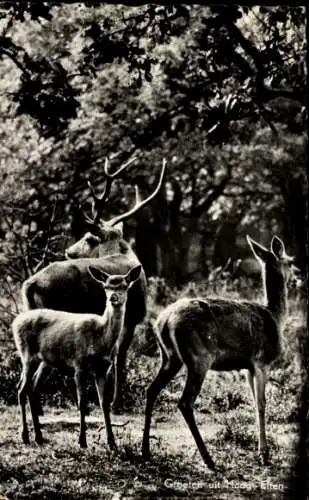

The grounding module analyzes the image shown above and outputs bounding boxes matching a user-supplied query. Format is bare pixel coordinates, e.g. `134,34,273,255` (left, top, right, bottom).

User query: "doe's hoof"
258,449,269,465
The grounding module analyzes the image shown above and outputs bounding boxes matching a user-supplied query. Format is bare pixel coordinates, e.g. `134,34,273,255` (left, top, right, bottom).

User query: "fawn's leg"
28,386,44,444
74,369,87,448
142,352,182,459
178,362,215,470
94,363,116,450
32,360,50,416
18,358,36,444
253,364,268,464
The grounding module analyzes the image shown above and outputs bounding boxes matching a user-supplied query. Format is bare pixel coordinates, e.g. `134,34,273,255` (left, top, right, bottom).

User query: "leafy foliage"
0,5,307,284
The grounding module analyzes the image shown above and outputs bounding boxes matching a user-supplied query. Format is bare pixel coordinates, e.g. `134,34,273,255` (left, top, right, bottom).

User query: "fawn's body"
13,265,141,448
142,235,299,470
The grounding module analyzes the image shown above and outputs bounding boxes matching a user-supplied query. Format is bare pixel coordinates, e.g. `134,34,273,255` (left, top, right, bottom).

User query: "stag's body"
22,254,146,321
13,265,141,448
22,158,166,412
142,235,297,470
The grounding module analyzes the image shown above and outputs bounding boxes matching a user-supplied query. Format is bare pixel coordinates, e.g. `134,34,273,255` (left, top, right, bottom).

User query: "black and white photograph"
0,3,307,499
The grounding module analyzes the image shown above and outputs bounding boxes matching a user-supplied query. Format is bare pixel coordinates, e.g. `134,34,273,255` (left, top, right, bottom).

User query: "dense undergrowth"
0,275,306,425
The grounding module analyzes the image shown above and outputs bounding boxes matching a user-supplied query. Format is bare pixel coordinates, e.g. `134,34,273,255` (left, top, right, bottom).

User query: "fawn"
13,264,141,448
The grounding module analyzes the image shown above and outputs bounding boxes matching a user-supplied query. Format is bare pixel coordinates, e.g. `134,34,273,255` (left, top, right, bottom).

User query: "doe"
142,235,300,470
12,264,141,448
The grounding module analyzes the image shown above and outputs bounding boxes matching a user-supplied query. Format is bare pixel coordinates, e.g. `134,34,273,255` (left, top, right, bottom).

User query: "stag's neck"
98,239,122,256
102,303,126,349
97,238,135,258
263,267,288,331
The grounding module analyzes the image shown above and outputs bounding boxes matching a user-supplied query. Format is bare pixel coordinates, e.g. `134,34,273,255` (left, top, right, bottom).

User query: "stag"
22,157,166,413
13,264,142,448
142,235,300,469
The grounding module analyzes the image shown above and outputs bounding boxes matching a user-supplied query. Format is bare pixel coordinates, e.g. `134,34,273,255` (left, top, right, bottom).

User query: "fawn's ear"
88,266,110,284
247,235,269,262
126,264,142,285
270,236,285,259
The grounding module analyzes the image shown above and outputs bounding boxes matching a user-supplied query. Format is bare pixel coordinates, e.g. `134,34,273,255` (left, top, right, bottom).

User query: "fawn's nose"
110,293,120,305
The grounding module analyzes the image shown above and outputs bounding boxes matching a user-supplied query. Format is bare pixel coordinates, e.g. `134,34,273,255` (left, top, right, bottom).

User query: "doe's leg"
142,353,182,460
246,368,256,401
178,364,215,471
253,364,268,464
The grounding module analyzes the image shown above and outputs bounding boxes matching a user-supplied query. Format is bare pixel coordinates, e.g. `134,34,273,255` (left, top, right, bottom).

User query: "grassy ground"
0,404,300,500
0,283,306,499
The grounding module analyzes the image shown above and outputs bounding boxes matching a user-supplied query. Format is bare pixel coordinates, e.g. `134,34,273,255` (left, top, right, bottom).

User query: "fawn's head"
247,235,301,288
65,157,166,259
88,264,142,307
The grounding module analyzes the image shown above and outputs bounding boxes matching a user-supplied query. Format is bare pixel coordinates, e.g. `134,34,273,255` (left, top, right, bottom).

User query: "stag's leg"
142,352,182,460
112,324,135,413
94,364,116,450
178,362,215,470
74,369,87,448
252,364,268,464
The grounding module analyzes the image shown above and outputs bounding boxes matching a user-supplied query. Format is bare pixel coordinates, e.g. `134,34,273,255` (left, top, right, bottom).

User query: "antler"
108,158,167,227
88,156,137,224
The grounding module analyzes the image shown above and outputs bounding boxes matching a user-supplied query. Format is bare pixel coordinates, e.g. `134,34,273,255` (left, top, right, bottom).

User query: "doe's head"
88,264,142,307
247,235,302,287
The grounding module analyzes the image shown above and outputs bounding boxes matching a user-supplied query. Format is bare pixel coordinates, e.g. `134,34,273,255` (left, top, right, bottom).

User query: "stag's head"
65,157,166,259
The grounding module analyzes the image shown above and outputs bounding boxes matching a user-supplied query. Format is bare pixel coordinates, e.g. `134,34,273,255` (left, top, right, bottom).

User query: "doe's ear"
246,235,269,262
271,236,285,259
126,264,142,285
88,266,110,284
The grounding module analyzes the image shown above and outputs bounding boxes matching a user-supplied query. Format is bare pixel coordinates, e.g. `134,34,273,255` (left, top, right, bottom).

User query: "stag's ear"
113,222,123,235
270,236,285,259
88,266,110,284
126,264,142,285
247,235,269,262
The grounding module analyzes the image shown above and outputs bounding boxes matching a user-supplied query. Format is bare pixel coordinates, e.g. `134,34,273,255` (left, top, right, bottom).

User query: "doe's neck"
263,266,288,331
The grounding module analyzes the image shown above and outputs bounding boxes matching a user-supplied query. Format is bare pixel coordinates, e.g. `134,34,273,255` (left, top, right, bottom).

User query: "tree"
0,4,306,283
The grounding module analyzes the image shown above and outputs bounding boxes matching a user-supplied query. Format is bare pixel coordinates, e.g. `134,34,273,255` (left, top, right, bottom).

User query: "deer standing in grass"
13,264,142,448
22,158,166,413
142,235,300,470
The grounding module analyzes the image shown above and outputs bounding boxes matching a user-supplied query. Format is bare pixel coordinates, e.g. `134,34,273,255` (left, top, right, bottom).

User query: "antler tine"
108,158,167,227
105,156,137,179
87,157,136,224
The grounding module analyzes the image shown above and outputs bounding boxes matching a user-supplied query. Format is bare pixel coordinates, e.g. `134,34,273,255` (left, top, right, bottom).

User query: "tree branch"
0,36,31,73
219,14,305,105
193,165,233,218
